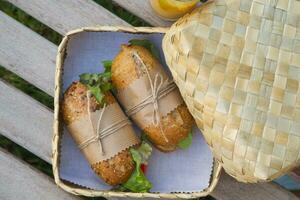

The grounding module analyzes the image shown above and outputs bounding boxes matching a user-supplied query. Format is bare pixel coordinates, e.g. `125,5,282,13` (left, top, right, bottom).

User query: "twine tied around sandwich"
77,90,131,155
126,52,177,143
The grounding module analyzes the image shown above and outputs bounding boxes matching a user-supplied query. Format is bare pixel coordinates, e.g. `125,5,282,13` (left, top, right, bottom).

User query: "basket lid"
162,0,300,183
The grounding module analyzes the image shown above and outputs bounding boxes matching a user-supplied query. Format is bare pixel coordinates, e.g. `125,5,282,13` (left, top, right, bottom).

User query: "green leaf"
131,148,142,165
78,61,114,105
121,142,153,192
141,132,152,147
90,74,99,85
100,81,113,91
113,185,128,192
102,60,112,73
178,131,193,149
101,71,112,79
137,142,152,164
88,86,103,103
79,73,92,85
129,39,160,60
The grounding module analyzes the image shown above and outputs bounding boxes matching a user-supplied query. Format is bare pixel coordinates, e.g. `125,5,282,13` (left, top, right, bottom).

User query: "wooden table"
0,1,299,199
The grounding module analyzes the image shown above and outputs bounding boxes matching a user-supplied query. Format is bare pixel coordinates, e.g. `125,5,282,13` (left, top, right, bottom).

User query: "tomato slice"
141,164,147,173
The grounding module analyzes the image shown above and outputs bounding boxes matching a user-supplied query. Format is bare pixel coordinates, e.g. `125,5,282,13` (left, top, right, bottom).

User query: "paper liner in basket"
53,26,222,199
163,0,300,183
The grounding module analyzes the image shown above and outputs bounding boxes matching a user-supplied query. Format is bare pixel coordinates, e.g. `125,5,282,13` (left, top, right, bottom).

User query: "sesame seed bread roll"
112,45,194,152
62,82,135,186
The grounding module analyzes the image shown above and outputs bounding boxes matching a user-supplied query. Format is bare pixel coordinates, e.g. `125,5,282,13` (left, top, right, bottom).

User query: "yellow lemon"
158,0,198,12
151,0,198,20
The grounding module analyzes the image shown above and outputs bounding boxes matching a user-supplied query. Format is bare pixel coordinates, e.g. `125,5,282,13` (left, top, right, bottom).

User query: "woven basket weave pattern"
163,0,300,182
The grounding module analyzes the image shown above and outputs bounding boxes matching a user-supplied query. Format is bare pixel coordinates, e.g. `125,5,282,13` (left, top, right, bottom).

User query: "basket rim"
53,25,222,199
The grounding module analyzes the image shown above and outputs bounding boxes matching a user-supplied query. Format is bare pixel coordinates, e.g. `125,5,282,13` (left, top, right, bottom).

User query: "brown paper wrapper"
117,69,184,129
67,103,140,164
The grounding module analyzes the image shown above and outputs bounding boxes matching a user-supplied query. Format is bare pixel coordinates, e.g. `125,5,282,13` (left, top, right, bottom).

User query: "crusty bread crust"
92,150,134,186
62,82,134,185
144,104,194,152
112,45,194,152
112,45,159,89
62,81,115,125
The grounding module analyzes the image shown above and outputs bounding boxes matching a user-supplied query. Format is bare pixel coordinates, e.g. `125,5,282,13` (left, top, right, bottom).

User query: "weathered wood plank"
212,171,299,200
0,79,52,163
7,0,130,35
112,0,171,27
0,11,56,95
1,0,132,96
0,147,80,200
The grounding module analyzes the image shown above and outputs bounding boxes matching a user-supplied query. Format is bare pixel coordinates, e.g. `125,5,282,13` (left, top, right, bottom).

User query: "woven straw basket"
163,0,300,183
53,26,222,199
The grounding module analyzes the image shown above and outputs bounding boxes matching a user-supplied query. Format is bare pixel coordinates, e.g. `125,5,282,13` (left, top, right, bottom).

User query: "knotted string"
78,91,131,155
128,52,178,143
126,81,177,118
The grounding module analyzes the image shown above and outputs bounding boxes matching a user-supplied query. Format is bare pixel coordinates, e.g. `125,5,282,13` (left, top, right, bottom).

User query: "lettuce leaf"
129,39,160,60
79,61,113,105
136,141,152,164
121,142,152,192
102,60,112,73
178,131,193,149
